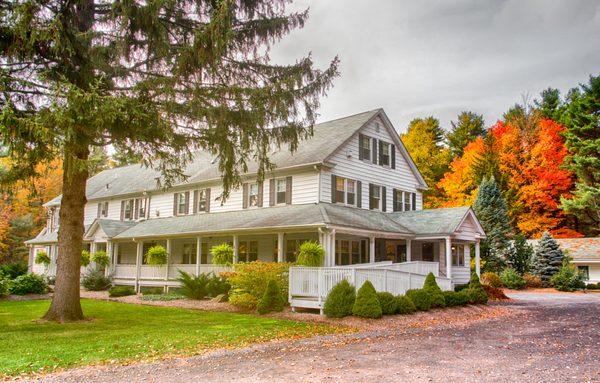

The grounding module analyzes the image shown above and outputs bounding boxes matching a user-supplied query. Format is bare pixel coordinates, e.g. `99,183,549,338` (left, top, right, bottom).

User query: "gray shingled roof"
25,224,91,245
527,237,600,261
45,110,380,206
388,206,473,236
90,219,138,238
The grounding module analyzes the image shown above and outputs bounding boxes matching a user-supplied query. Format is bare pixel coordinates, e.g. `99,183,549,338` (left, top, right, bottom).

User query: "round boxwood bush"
352,281,382,319
211,243,234,265
423,273,445,308
296,241,324,267
405,289,432,311
481,272,503,288
145,245,168,265
35,251,51,266
376,292,397,315
0,276,10,297
108,286,136,297
395,295,417,314
9,273,48,295
323,279,356,318
500,268,526,290
91,251,110,268
257,279,285,314
81,250,91,267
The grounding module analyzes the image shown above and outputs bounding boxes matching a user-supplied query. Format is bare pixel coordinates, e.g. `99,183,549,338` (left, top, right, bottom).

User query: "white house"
26,109,486,308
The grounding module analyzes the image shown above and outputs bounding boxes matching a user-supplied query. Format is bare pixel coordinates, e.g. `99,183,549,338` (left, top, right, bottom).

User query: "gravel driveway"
25,291,600,383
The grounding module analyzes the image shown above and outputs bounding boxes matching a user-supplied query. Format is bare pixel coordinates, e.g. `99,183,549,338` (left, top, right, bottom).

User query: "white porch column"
232,234,239,263
90,242,97,254
165,239,171,284
329,229,336,266
106,241,113,277
27,245,34,272
475,240,481,276
277,232,284,263
113,242,119,274
135,241,143,292
445,237,452,279
406,239,412,262
369,236,375,263
195,236,202,276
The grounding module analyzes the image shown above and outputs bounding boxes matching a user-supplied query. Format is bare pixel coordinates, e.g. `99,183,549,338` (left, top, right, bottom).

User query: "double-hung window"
380,142,391,166
404,191,412,211
335,177,357,206
452,244,465,267
360,135,372,161
393,190,403,212
182,243,197,264
98,201,109,218
177,193,187,215
370,185,381,210
123,199,134,220
197,189,207,212
238,241,258,262
137,198,147,218
248,183,259,207
276,179,287,204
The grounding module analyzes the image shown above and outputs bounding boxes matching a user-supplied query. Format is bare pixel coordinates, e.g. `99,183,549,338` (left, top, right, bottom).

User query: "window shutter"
97,203,101,218
258,182,264,207
145,197,150,218
372,139,377,165
285,176,292,205
331,175,337,203
269,179,275,206
412,193,417,210
134,198,139,219
369,183,374,210
379,140,384,166
242,183,248,209
393,189,398,212
357,181,362,208
120,201,125,221
205,188,211,212
358,134,364,160
193,190,198,214
184,191,190,214
382,187,387,212
391,144,396,169
173,193,178,216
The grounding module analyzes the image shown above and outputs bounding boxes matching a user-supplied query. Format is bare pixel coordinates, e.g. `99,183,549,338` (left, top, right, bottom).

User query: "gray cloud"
271,0,600,132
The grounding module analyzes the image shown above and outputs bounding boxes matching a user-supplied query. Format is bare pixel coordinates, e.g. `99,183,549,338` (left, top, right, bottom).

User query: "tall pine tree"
446,111,485,157
532,232,564,286
0,0,338,321
472,176,510,272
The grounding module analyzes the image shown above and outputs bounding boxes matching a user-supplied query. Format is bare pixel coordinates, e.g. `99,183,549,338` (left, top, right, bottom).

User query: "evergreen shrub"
352,281,382,319
394,295,417,314
423,273,445,308
9,273,48,295
81,270,112,291
108,286,136,297
257,279,285,314
550,258,586,292
406,289,432,311
323,280,356,318
376,292,397,315
500,268,526,290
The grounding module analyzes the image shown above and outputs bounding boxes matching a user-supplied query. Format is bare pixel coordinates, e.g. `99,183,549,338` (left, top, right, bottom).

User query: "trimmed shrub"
0,276,10,297
145,245,168,265
550,258,586,292
140,293,184,301
226,262,290,310
81,270,112,291
524,273,542,288
211,243,234,265
500,268,526,290
395,295,417,314
91,251,110,268
177,271,209,299
464,287,488,304
454,283,469,292
481,272,503,288
443,290,469,307
108,286,136,297
296,241,324,267
206,273,231,297
469,272,482,289
140,286,164,295
257,279,285,314
0,263,28,279
423,273,445,308
9,273,48,295
323,280,356,318
406,289,432,311
81,250,91,267
586,282,600,290
377,292,397,315
423,273,442,292
352,281,382,319
482,284,509,300
35,251,51,266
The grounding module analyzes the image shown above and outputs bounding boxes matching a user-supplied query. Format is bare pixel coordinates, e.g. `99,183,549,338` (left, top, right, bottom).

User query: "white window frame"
177,193,187,215
248,182,259,207
275,178,287,205
123,199,134,220
361,136,372,162
238,240,258,262
197,189,207,212
335,177,358,206
452,244,465,267
380,141,391,167
371,185,381,210
99,202,109,218
404,191,411,212
137,198,147,218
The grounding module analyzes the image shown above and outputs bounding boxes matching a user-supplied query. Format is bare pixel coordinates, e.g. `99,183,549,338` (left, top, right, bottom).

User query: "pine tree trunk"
43,142,89,322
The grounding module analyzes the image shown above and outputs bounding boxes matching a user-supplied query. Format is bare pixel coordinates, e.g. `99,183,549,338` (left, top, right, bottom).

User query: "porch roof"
388,206,481,237
114,203,413,240
85,219,138,239
25,224,92,245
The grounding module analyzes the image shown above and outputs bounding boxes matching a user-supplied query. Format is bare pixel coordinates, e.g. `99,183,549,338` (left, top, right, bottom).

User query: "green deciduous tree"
0,0,338,321
560,75,600,235
472,177,510,272
447,111,485,157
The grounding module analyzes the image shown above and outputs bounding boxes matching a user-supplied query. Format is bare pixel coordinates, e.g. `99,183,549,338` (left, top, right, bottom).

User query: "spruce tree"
532,232,564,286
472,177,510,272
506,234,533,275
0,0,338,322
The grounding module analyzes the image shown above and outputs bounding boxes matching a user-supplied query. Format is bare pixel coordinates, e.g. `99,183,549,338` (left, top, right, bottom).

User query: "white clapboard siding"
320,115,423,210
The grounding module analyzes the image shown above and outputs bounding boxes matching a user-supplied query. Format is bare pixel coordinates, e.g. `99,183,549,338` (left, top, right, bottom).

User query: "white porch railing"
113,264,232,281
385,261,440,277
289,262,452,310
114,264,136,279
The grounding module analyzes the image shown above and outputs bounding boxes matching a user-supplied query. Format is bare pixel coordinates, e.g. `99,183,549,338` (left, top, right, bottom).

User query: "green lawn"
0,299,339,377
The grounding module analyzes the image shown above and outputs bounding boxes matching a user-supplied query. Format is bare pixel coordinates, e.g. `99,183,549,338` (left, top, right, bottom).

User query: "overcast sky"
271,0,600,133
